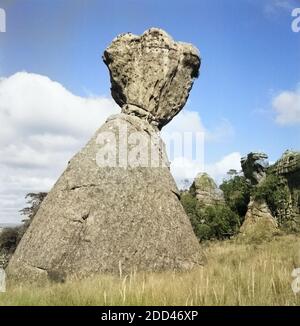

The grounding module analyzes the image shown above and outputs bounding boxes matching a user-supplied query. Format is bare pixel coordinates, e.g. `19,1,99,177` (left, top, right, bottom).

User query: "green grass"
1,234,300,306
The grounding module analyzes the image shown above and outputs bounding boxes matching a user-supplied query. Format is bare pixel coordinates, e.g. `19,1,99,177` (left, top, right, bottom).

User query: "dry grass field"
1,234,300,306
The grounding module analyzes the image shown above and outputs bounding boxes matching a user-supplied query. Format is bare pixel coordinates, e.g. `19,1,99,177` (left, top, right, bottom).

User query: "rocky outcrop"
7,29,204,282
103,28,200,129
191,173,224,207
239,200,278,241
240,152,278,238
271,150,300,225
241,152,269,186
272,150,300,176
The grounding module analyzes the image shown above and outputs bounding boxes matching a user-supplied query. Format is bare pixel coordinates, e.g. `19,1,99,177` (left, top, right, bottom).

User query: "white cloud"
171,152,242,189
0,72,236,223
163,112,234,143
0,72,120,223
163,110,205,135
205,152,242,184
165,112,236,189
205,118,235,142
170,157,203,189
273,86,300,125
264,0,296,16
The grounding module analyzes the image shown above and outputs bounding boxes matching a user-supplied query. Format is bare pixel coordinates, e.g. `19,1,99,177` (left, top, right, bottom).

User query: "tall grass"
1,235,300,306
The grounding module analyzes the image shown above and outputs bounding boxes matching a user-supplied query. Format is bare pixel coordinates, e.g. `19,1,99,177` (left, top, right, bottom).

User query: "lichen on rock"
103,28,201,129
7,28,204,283
191,173,225,207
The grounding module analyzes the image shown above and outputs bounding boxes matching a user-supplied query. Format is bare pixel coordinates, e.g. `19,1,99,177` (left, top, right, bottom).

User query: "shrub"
0,227,22,254
251,174,290,219
0,192,47,268
180,192,240,241
220,175,251,220
0,226,23,268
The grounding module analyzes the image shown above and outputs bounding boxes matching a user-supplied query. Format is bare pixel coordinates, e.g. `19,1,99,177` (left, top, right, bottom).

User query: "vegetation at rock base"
180,192,240,241
181,173,252,242
251,173,300,233
220,175,251,219
0,192,47,268
181,166,300,242
0,235,299,306
252,174,289,218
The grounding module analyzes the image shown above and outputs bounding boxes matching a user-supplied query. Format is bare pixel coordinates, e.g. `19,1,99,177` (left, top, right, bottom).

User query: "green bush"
0,227,22,253
0,192,47,268
180,192,240,241
251,174,289,219
220,175,251,220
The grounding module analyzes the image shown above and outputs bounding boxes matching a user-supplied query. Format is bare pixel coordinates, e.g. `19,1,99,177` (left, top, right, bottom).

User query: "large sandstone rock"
191,173,224,207
7,29,204,282
103,28,200,129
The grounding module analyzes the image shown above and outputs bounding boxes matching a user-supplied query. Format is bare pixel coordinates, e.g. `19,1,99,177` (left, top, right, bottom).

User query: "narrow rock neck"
121,104,163,130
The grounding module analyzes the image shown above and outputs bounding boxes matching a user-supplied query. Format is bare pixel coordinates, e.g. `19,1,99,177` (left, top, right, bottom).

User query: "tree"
227,169,238,177
180,192,240,241
20,192,48,222
0,192,47,268
18,192,47,240
220,175,251,221
251,174,290,221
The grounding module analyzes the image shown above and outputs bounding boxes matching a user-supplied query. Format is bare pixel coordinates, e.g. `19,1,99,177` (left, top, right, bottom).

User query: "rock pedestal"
7,29,204,282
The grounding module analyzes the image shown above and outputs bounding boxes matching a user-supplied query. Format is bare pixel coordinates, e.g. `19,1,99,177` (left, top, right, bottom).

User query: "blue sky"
1,0,299,160
0,0,299,223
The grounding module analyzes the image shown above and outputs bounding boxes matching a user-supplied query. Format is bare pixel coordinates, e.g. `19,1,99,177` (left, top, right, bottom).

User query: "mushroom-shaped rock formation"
7,29,204,282
103,28,200,129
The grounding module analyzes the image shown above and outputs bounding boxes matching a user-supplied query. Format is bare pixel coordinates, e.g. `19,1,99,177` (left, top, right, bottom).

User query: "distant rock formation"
271,150,300,226
239,200,278,241
241,152,269,185
191,173,224,207
7,28,204,283
272,150,300,176
239,152,278,238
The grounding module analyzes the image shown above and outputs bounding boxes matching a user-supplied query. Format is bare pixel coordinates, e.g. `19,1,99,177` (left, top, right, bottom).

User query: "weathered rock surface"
271,150,300,225
103,28,201,129
241,152,269,185
272,150,300,176
191,173,224,207
239,199,278,241
7,29,203,282
240,152,278,239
